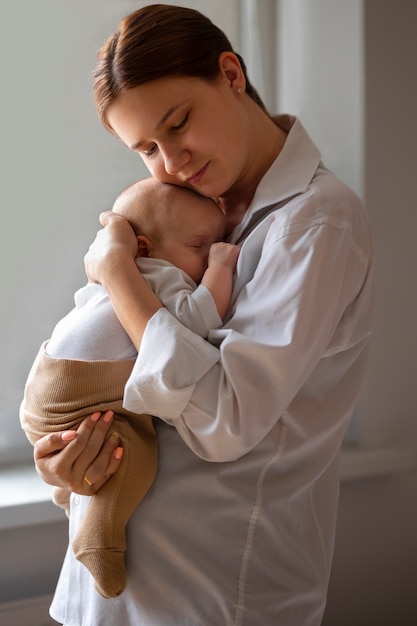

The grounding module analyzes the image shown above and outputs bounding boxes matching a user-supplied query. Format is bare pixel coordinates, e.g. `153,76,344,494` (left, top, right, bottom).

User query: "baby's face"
150,193,225,282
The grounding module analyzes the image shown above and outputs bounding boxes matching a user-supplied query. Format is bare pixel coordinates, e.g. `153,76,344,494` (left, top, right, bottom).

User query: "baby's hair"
113,179,170,242
112,178,222,243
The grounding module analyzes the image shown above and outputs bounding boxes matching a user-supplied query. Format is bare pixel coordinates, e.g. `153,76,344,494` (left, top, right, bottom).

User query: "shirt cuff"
191,284,223,332
123,308,220,418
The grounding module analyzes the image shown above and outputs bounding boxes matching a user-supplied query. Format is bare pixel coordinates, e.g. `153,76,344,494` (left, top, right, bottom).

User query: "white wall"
0,0,144,460
277,0,364,196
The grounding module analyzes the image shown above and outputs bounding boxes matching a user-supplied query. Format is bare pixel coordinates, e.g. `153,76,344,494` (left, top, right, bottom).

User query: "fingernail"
103,411,114,423
115,447,123,460
90,412,101,422
61,430,76,441
108,432,120,446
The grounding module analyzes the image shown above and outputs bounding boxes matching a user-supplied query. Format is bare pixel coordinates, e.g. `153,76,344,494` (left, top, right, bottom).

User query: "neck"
218,112,287,235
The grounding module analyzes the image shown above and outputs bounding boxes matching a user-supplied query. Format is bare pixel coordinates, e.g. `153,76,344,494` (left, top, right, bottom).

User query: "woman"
34,5,373,625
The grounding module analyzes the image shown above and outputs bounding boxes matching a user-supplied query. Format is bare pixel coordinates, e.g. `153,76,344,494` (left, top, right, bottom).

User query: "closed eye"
139,113,189,158
171,112,189,131
141,144,158,158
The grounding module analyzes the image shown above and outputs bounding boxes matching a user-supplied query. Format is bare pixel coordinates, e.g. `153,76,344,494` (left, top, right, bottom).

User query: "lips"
186,161,209,185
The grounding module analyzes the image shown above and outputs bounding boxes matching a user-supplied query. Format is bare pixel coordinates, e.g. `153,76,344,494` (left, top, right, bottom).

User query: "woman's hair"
94,4,267,132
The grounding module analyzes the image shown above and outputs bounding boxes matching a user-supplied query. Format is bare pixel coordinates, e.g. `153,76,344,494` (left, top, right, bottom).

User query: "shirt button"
73,495,80,505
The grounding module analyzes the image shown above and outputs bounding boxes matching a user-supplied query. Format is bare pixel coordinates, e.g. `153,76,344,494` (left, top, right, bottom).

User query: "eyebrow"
129,103,184,151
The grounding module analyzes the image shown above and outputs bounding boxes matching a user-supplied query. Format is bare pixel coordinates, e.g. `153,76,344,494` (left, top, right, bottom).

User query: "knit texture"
20,342,158,598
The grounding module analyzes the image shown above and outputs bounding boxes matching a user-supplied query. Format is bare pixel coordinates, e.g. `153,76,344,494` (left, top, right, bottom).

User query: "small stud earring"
237,87,244,94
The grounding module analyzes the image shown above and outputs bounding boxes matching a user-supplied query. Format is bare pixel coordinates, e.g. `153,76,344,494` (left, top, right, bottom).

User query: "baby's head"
112,178,225,282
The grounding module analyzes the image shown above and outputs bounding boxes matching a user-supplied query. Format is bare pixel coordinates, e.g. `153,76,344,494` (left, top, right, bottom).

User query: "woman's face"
106,64,251,202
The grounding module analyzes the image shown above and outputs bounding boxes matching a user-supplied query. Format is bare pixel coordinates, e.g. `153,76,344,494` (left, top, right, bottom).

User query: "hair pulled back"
94,4,266,132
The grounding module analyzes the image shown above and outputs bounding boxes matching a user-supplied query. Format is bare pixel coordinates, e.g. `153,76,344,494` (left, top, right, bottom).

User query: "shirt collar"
229,116,322,243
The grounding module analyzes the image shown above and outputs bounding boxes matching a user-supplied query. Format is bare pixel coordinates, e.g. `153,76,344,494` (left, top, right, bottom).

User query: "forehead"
107,77,207,147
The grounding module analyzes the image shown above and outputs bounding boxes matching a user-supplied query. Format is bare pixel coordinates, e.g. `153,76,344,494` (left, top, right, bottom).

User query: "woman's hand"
85,210,163,350
34,411,124,495
85,211,138,286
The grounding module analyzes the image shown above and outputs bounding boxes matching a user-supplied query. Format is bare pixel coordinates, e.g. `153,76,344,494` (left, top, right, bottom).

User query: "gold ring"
83,475,93,486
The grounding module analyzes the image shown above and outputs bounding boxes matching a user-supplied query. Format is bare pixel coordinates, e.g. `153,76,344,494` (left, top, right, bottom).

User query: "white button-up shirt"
50,116,373,626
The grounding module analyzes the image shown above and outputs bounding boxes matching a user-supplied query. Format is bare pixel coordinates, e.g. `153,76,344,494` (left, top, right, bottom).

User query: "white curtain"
239,0,278,112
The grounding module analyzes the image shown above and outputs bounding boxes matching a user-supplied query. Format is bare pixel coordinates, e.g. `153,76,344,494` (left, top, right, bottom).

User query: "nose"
161,143,191,176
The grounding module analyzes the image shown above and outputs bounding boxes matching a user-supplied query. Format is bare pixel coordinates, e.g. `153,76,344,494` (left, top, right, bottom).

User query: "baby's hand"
208,242,240,271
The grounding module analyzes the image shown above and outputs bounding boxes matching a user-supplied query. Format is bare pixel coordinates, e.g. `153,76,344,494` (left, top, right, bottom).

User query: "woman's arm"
88,197,372,464
123,212,372,462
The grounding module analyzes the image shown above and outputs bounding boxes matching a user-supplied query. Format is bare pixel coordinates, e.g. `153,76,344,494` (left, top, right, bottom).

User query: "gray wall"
323,1,417,623
0,521,68,604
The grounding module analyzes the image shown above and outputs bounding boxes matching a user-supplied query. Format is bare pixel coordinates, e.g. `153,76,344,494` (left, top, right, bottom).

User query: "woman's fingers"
34,429,76,460
82,442,124,494
75,412,123,489
62,411,115,493
33,411,124,495
85,213,138,284
98,210,113,226
66,411,113,467
34,430,77,487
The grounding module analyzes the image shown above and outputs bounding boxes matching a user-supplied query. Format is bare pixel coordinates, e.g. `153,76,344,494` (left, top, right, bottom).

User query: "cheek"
145,158,180,185
140,156,160,179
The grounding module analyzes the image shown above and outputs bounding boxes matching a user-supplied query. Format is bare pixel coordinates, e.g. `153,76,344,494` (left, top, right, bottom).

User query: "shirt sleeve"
123,308,221,416
124,192,372,462
140,259,222,337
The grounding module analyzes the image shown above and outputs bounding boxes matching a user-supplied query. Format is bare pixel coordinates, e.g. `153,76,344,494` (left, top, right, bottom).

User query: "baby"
20,178,239,598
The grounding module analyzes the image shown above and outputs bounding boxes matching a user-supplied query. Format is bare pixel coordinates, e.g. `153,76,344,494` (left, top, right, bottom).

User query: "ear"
218,51,246,93
136,235,153,258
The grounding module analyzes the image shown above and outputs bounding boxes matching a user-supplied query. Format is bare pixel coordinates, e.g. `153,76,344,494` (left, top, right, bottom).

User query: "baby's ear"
136,235,152,258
